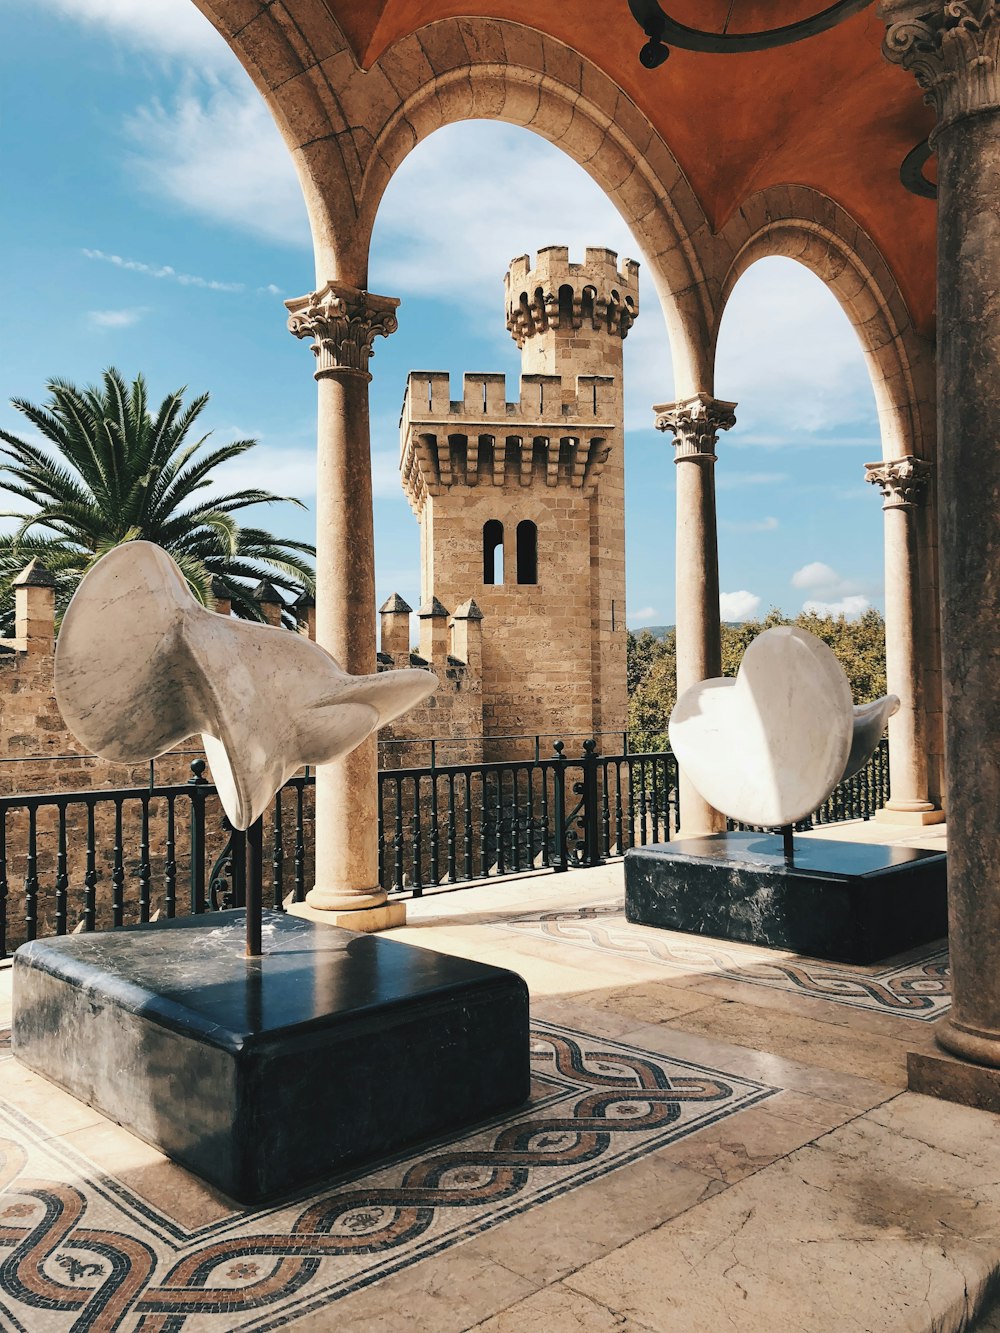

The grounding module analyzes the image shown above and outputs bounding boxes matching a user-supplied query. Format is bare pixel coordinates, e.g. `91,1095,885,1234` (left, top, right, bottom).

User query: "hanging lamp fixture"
627,1,933,198
628,0,875,69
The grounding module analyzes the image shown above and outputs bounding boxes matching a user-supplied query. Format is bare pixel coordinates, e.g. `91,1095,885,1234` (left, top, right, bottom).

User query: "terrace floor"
5,817,1000,1332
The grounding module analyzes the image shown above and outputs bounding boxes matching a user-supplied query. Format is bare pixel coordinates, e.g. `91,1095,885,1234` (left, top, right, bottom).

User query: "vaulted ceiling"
320,0,937,333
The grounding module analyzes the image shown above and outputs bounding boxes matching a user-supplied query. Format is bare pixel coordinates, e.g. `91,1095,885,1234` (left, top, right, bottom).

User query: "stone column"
654,392,736,836
882,1,1000,1085
286,281,401,925
864,456,944,824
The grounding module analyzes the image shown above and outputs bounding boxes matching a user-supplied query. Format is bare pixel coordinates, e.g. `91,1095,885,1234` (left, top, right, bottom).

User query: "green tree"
0,369,315,633
628,609,888,751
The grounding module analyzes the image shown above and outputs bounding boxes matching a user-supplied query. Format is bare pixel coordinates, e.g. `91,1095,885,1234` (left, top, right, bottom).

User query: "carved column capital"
880,1,1000,134
865,454,934,508
653,392,737,462
285,282,399,378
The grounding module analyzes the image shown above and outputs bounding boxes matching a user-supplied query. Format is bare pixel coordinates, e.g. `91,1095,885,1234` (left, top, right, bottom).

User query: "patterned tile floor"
0,1021,776,1331
7,836,1000,1333
494,902,951,1021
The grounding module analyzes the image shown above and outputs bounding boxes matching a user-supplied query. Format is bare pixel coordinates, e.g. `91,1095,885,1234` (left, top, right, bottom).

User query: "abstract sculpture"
668,625,898,829
54,541,438,832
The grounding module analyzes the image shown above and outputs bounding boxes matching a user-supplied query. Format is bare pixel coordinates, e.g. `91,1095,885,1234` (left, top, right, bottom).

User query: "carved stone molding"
880,1,1000,134
285,283,399,378
865,454,934,508
653,392,737,461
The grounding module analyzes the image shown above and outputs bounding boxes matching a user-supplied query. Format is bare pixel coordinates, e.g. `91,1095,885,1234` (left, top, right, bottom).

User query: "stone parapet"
505,246,640,350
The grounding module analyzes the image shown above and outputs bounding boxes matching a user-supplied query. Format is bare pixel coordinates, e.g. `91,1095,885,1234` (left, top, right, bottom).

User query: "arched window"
558,284,574,326
483,520,504,584
516,520,537,585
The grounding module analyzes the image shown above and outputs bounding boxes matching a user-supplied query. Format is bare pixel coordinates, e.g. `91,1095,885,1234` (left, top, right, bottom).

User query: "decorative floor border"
495,904,950,1021
0,1022,777,1331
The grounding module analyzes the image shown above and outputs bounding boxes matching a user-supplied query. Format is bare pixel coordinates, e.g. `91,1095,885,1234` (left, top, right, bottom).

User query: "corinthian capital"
285,282,399,378
865,454,934,508
880,0,1000,132
653,392,737,461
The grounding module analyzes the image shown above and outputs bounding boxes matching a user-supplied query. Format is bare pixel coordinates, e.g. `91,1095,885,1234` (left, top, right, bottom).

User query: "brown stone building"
393,246,636,760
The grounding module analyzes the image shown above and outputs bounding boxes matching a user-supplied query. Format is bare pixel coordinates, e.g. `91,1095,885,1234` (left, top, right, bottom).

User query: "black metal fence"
0,736,891,958
376,741,679,894
0,761,314,961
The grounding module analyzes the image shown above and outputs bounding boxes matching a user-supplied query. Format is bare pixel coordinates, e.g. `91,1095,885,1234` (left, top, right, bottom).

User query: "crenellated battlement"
398,370,616,513
505,246,639,350
400,370,617,428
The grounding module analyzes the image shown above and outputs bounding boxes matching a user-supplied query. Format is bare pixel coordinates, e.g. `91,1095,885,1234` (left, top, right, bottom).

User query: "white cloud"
717,257,879,447
802,595,871,619
83,247,245,292
124,83,309,248
627,606,659,626
721,515,779,533
792,561,840,590
720,590,761,622
29,0,233,66
374,124,639,305
88,307,147,328
791,562,872,619
198,443,316,502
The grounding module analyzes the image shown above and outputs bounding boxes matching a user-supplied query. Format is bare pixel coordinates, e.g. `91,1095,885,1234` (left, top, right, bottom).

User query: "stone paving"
3,819,999,1332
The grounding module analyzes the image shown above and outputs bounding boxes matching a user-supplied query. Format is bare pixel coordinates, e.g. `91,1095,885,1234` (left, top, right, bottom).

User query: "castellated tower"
398,246,638,757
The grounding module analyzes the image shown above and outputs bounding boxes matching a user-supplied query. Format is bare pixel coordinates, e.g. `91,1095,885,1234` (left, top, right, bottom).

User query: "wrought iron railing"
0,761,314,961
0,736,890,958
377,742,679,895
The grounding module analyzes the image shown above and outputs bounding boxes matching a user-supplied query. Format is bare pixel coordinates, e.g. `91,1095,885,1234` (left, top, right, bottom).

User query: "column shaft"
313,370,382,908
675,456,724,835
935,105,1000,1060
882,505,929,809
286,281,399,914
865,456,942,820
655,393,736,837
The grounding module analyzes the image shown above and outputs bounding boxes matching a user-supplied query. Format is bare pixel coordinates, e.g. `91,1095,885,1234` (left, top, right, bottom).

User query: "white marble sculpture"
668,626,898,828
54,542,438,829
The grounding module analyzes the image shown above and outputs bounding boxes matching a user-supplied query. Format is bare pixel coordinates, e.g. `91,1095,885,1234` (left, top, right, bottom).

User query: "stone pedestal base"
908,1047,1000,1114
875,806,946,827
625,832,948,965
288,899,406,933
12,911,530,1204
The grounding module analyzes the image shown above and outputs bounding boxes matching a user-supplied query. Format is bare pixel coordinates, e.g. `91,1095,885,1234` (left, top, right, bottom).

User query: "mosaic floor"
0,1021,777,1332
495,902,951,1021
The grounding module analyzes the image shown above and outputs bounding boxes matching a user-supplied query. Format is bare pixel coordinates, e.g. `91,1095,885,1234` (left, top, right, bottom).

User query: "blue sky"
1,0,886,628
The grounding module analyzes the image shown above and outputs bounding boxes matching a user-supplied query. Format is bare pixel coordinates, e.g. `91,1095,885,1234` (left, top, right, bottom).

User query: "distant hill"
631,623,745,639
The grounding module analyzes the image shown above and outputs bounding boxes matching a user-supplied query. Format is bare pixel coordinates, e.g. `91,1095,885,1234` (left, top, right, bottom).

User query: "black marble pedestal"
625,833,947,964
12,911,530,1203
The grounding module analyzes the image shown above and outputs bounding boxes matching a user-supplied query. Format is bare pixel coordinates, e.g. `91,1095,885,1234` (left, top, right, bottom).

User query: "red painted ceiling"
325,1,936,333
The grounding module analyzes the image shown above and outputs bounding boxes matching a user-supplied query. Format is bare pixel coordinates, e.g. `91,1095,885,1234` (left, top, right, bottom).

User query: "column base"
934,1015,1000,1068
287,899,406,933
305,885,387,911
874,804,946,826
909,1046,1000,1113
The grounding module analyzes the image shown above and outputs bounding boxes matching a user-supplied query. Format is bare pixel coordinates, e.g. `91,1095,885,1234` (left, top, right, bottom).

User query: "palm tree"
0,369,315,634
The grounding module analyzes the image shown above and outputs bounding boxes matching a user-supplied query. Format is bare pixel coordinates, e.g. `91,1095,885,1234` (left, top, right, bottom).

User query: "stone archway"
188,1,734,907
711,187,943,816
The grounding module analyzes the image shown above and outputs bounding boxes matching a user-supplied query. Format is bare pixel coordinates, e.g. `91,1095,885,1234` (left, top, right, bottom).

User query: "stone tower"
399,245,638,757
